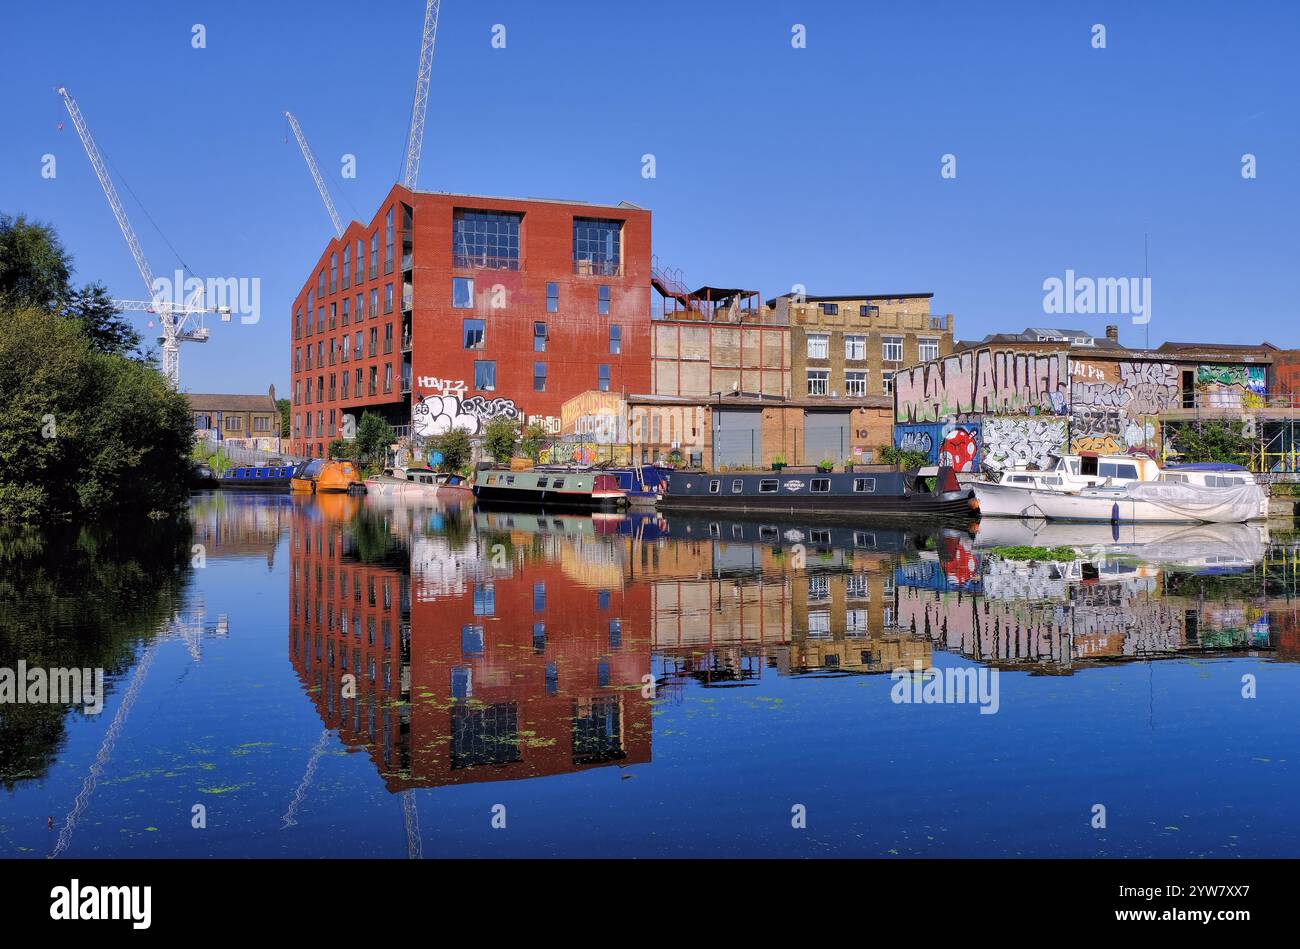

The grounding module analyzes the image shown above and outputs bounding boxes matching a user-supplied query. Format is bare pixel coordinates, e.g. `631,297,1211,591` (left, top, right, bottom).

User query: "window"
845,334,866,360
368,366,377,395
341,297,350,326
294,307,302,339
847,574,869,599
453,209,521,269
533,322,547,352
384,207,394,274
329,253,337,293
919,337,940,362
808,576,830,602
354,239,364,282
533,582,546,612
860,303,879,317
807,333,829,359
341,372,349,398
758,479,778,493
369,288,378,318
452,277,474,308
573,218,622,275
536,477,549,488
463,318,485,349
383,322,393,354
609,325,621,354
853,477,877,493
598,285,610,315
546,282,558,312
819,302,839,315
317,268,325,298
316,307,324,333
708,479,721,494
807,369,829,396
353,331,362,359
369,233,378,279
845,371,867,397
597,364,610,391
329,302,336,329
533,362,546,392
811,478,831,493
294,348,301,372
383,363,393,393
475,360,496,391
224,416,241,431
342,246,351,290
384,283,393,313
882,371,895,394
552,478,565,489
882,336,903,362
731,479,743,493
368,327,377,357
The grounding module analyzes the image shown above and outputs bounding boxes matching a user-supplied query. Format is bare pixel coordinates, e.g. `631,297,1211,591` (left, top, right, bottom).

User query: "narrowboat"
290,458,366,494
473,468,628,510
218,464,299,490
532,464,672,506
364,466,473,499
659,466,978,517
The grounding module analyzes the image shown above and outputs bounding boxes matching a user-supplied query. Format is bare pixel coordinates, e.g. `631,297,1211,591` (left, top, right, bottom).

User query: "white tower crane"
56,86,229,388
401,0,442,190
285,111,344,238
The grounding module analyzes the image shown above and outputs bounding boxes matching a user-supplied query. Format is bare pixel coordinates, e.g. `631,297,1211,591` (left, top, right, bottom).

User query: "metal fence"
196,435,307,466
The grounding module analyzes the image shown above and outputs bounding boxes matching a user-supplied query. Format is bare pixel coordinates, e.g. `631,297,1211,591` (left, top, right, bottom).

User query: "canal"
2,492,1299,858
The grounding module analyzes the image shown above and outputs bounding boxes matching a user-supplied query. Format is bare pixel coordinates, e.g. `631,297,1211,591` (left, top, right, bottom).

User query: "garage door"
803,411,851,466
712,409,762,468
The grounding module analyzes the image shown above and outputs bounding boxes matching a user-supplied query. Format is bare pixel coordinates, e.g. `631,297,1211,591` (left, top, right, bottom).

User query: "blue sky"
1,0,1296,395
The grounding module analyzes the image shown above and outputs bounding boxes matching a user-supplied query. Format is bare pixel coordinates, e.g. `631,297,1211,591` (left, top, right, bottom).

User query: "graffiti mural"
895,349,1069,423
981,417,1068,471
1068,410,1159,456
893,422,981,471
1070,360,1180,417
412,378,520,437
1197,364,1266,409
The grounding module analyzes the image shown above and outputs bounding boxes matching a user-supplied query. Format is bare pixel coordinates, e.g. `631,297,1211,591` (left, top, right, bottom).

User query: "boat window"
853,478,876,493
420,475,433,484
1043,476,1063,485
552,478,565,489
537,477,549,488
1115,464,1138,479
487,476,496,485
1080,456,1099,476
854,531,876,549
1163,473,1188,483
759,479,778,493
759,526,778,541
731,479,743,493
708,523,720,537
811,478,831,493
732,524,743,538
810,529,831,544
1069,460,1080,474
506,475,515,485
708,480,721,494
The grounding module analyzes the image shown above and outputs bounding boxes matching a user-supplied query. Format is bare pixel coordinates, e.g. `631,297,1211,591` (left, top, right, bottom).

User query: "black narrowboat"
473,468,628,510
659,466,979,517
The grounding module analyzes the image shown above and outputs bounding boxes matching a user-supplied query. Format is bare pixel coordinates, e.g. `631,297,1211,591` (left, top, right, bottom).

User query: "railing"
196,435,307,465
453,253,519,271
574,258,622,277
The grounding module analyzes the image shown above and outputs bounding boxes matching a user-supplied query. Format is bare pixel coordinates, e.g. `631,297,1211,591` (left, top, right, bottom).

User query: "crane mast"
56,86,224,388
285,111,344,238
401,0,441,190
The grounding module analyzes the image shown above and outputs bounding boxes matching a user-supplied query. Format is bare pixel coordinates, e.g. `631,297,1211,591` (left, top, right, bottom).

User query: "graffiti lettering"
895,349,1068,423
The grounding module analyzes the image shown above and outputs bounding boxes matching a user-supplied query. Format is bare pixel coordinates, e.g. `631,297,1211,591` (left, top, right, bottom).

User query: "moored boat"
974,452,1160,518
218,463,299,490
659,466,978,517
1024,465,1267,524
473,468,628,510
365,466,473,499
290,458,366,494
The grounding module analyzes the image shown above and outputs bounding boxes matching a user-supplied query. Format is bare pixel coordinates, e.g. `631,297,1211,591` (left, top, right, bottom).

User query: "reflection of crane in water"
49,607,228,858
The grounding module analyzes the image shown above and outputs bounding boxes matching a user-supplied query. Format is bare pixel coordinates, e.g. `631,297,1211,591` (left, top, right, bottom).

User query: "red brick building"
289,184,652,457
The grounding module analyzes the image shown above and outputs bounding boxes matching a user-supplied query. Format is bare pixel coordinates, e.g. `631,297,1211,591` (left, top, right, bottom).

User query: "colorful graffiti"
894,349,1069,423
893,422,981,472
981,417,1068,471
1197,364,1266,409
1068,410,1159,456
412,378,520,437
1070,360,1180,417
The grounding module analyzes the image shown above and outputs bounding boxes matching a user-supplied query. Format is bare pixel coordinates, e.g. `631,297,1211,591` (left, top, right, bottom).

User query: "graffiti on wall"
1070,361,1180,417
1069,410,1160,456
413,377,520,437
1197,364,1266,409
893,422,981,471
895,349,1069,423
981,417,1068,471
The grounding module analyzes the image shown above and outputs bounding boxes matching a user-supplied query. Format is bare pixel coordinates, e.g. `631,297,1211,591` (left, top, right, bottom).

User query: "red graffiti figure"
940,427,978,472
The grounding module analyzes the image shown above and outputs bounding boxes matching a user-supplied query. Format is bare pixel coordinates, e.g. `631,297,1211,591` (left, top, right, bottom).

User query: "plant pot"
772,463,785,472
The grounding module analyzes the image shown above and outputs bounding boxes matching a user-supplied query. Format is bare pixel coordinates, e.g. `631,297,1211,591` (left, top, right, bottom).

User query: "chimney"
1105,324,1119,342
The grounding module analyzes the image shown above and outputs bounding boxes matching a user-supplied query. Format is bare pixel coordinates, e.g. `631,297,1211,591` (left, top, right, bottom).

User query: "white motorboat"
1024,464,1267,524
973,452,1160,517
364,466,474,499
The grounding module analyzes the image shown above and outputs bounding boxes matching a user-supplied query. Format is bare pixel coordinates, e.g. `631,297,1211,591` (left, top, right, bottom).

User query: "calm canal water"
2,492,1299,858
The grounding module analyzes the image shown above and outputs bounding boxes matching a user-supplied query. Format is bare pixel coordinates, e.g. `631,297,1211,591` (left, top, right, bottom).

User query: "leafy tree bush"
431,428,472,471
519,424,548,463
1164,420,1251,466
354,412,395,468
483,417,518,465
879,445,930,470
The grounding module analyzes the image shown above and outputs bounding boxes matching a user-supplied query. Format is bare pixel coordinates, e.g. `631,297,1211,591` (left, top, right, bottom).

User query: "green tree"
354,411,395,468
879,445,930,470
277,398,292,438
431,428,472,471
483,416,518,465
520,423,548,463
1165,420,1252,466
327,437,349,459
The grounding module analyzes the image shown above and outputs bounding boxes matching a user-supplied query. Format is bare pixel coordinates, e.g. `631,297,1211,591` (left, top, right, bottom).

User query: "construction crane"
285,111,344,238
401,0,441,190
56,86,229,388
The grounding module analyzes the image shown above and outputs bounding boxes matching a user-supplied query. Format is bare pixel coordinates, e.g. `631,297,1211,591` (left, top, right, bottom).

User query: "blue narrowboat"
219,464,300,490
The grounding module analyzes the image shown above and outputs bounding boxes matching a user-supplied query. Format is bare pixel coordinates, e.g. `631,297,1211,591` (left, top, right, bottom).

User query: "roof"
627,392,892,410
955,329,1124,352
767,291,934,305
1156,341,1279,354
411,189,645,212
186,391,278,413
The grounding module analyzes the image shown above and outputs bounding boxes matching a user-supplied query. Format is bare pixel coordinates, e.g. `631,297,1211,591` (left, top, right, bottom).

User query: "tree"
354,411,395,468
520,424,548,463
430,428,471,471
328,437,349,459
65,282,143,358
277,398,292,438
879,445,930,470
1165,420,1252,466
483,417,518,465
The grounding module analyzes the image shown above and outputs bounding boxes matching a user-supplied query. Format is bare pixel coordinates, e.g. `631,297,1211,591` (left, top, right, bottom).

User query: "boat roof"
1165,462,1250,472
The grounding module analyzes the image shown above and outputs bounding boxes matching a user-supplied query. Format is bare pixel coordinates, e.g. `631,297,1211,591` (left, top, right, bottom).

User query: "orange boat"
290,458,365,494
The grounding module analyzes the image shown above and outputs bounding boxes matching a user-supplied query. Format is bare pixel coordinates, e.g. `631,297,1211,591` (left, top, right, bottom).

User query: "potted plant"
816,458,834,473
771,453,787,472
844,457,855,472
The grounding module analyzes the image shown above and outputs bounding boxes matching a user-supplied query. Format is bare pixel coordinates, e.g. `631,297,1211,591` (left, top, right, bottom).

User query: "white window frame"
807,369,829,396
807,333,829,360
845,371,867,397
918,337,940,362
845,335,866,360
882,336,903,362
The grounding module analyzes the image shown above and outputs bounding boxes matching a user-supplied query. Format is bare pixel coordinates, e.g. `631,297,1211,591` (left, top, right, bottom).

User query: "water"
2,493,1298,858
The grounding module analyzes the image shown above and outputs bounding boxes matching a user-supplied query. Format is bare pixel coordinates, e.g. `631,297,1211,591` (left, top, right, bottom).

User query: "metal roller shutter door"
712,409,762,468
803,411,851,465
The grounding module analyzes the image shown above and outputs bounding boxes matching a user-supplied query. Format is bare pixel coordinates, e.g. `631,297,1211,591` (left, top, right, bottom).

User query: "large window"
474,360,496,391
329,253,337,293
807,333,829,359
355,239,364,283
369,233,378,279
882,336,903,362
609,325,621,354
453,210,521,270
452,277,474,309
384,207,394,274
342,245,351,290
533,322,547,352
341,297,350,326
546,282,559,313
918,337,940,361
807,369,829,396
597,364,611,391
534,362,547,392
573,217,622,275
819,302,839,315
845,334,866,360
463,318,485,350
845,371,867,397
882,370,896,394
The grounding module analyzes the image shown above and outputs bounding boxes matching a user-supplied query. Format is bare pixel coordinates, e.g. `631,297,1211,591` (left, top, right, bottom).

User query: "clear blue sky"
2,0,1296,395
